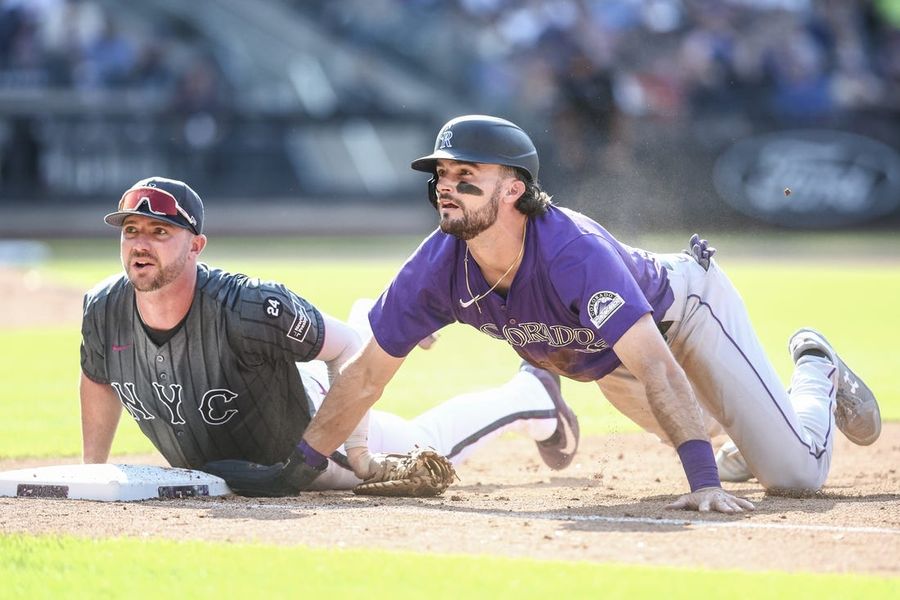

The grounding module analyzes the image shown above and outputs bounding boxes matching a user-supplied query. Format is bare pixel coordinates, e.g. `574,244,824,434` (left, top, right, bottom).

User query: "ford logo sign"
713,130,900,228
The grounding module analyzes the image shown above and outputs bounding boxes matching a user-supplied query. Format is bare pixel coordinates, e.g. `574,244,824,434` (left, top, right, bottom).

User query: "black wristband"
278,447,326,493
296,439,328,471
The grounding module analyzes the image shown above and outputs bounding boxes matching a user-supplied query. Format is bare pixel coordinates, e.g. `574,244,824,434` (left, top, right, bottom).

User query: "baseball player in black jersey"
80,176,580,496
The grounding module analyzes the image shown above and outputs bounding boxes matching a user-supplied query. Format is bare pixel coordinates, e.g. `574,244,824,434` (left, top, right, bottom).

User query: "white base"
0,464,232,501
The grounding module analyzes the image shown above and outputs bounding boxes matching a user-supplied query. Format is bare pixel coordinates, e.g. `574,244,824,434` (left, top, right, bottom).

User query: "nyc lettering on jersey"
478,321,609,353
111,381,239,426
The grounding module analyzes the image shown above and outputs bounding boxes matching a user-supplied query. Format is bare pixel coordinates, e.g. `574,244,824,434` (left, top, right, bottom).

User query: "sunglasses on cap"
118,186,199,234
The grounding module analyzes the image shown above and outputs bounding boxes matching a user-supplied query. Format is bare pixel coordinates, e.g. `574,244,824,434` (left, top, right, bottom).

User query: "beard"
439,186,500,241
126,249,190,292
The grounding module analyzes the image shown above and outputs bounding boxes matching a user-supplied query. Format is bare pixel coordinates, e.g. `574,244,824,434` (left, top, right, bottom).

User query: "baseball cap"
104,177,204,234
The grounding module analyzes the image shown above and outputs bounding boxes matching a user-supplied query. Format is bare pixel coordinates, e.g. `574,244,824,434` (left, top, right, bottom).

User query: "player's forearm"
303,366,384,455
642,364,707,447
305,336,402,456
641,363,723,493
80,373,123,463
615,315,707,445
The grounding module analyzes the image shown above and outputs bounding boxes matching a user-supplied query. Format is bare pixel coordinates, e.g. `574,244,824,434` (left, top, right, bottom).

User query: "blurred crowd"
310,0,900,176
0,0,227,111
5,0,896,122
0,0,233,195
1,0,898,219
313,0,900,117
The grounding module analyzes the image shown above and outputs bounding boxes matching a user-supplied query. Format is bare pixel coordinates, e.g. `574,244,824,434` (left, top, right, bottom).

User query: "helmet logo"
438,130,453,149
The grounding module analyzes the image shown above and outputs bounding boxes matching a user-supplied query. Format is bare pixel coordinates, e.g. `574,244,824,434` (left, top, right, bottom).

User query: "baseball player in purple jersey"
296,115,881,513
80,176,580,496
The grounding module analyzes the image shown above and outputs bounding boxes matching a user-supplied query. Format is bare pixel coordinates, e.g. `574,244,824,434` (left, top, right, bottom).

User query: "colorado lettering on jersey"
110,381,240,426
479,322,608,353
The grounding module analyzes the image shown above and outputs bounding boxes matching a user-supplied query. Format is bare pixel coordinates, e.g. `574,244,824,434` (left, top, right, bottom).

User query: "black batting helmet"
412,115,539,207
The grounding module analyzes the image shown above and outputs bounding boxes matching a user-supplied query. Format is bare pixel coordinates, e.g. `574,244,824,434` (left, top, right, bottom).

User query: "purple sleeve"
369,243,456,358
550,235,653,348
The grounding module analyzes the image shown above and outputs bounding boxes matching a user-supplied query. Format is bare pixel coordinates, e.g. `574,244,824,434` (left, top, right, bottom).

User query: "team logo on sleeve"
286,301,311,343
264,297,282,318
587,291,624,329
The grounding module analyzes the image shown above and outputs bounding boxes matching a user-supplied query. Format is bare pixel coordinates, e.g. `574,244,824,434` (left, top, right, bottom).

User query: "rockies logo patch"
587,291,624,329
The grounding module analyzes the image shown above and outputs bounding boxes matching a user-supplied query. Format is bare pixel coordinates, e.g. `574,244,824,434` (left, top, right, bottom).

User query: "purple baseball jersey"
370,206,673,382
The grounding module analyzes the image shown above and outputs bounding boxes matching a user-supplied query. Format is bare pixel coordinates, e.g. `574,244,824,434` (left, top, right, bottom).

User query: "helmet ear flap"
427,175,438,209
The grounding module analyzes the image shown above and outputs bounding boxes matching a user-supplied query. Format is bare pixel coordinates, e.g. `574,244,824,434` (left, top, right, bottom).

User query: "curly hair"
505,166,552,216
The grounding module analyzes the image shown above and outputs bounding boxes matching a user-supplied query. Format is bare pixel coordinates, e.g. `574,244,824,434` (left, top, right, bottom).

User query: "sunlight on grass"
1,535,896,599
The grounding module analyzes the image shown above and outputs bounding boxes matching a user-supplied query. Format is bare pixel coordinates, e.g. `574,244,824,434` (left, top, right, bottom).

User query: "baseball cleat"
789,328,881,446
715,439,753,483
521,362,580,470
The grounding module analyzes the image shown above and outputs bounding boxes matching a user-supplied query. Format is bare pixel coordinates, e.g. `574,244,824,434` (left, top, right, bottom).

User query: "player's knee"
755,461,826,493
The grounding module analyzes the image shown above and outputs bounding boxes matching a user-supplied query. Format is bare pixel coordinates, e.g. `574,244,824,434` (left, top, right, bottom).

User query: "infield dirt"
2,428,898,575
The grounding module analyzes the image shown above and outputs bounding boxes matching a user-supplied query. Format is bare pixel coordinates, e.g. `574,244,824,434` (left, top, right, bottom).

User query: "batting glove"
685,233,716,271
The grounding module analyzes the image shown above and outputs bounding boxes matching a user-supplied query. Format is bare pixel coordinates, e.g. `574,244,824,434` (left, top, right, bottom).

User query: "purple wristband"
676,439,721,492
296,439,328,470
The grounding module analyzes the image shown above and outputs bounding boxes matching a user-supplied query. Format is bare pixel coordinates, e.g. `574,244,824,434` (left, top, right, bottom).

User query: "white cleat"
789,328,881,446
715,440,753,483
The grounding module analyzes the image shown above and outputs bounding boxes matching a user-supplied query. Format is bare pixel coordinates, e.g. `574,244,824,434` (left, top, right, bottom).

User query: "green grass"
1,236,898,458
1,534,896,599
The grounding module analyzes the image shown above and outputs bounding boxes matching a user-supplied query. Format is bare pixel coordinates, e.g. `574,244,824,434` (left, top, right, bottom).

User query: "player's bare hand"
666,486,755,514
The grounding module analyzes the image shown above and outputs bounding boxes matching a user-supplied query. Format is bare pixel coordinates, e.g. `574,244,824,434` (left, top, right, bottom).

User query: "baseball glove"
353,447,457,497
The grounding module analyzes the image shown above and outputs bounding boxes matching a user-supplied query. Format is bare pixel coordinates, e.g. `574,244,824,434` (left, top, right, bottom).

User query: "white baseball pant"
597,253,837,491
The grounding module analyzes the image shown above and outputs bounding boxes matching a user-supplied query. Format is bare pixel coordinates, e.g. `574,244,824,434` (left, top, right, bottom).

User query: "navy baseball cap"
104,177,204,234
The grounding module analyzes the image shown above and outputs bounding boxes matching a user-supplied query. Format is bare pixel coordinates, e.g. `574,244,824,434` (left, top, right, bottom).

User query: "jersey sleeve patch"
263,296,283,318
286,300,311,343
587,291,625,329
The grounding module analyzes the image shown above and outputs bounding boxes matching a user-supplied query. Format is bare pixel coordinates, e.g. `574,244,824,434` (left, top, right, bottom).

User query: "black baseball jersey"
80,264,325,469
